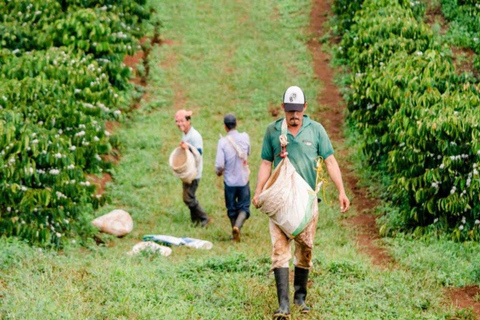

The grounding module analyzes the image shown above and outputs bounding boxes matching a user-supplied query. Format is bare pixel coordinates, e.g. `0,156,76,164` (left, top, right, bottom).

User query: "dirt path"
309,0,480,317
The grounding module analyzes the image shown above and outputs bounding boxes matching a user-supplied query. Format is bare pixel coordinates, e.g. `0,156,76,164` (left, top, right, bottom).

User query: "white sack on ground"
168,144,200,184
127,241,172,256
182,237,213,249
142,234,213,250
91,209,133,237
257,157,317,238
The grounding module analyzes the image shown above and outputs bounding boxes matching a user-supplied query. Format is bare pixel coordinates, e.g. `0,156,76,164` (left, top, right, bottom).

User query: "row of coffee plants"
333,0,480,240
440,0,480,70
0,0,151,246
332,0,425,34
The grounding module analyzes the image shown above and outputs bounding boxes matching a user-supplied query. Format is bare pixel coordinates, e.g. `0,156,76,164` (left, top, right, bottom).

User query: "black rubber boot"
273,268,290,319
232,211,248,242
189,207,201,225
293,267,310,314
190,204,210,227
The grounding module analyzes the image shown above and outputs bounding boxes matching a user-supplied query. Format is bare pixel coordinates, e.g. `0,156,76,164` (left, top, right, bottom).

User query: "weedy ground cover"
0,0,479,319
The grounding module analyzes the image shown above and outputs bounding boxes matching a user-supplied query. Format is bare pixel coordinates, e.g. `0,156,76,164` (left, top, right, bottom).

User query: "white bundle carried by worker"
256,120,321,239
168,143,201,184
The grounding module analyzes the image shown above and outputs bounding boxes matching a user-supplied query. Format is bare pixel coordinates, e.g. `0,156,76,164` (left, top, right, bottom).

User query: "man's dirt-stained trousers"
269,203,319,270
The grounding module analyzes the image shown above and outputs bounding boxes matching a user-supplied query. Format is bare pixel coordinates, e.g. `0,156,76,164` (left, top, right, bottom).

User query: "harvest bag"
257,120,319,238
225,135,250,178
169,143,200,184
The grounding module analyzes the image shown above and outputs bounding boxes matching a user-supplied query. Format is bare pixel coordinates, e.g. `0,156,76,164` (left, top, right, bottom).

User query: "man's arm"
324,155,350,213
252,159,273,208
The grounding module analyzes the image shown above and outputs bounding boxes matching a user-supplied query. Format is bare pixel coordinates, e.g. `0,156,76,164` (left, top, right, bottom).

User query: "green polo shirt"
261,115,334,190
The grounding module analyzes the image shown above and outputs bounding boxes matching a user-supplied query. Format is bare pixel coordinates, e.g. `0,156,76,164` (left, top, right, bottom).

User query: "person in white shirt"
175,109,211,227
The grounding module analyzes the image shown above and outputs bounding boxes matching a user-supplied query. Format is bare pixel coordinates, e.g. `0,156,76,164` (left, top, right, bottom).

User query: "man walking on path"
175,109,211,227
215,114,251,242
252,86,350,319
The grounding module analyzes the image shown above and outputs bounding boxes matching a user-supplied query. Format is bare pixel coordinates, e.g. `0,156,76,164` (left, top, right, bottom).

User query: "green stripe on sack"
292,194,316,237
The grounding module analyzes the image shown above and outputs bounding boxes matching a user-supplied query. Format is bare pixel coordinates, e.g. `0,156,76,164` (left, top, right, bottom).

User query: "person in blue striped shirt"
215,114,251,242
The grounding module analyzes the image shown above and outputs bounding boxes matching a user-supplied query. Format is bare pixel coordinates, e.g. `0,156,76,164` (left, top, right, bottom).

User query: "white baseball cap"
283,86,306,112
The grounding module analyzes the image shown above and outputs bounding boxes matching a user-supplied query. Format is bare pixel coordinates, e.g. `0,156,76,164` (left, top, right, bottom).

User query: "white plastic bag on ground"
257,157,318,239
91,209,133,237
168,144,201,184
142,234,213,250
182,237,213,249
127,241,172,256
143,234,185,246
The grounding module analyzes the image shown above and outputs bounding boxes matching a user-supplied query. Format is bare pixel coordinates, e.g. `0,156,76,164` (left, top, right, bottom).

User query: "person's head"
282,86,307,128
223,113,237,131
175,109,192,134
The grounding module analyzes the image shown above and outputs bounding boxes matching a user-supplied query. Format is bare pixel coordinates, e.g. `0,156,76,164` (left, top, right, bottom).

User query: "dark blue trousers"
224,182,251,219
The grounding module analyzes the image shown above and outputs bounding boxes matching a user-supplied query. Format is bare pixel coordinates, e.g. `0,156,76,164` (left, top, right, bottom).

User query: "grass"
0,0,479,319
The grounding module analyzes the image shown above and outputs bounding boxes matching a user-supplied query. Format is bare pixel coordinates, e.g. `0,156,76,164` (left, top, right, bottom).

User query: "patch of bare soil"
310,0,393,268
124,51,145,86
105,120,121,134
446,285,480,317
124,35,159,109
86,173,112,196
424,3,447,34
451,47,477,77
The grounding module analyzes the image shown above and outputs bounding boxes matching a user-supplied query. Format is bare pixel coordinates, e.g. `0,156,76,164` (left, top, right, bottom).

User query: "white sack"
91,209,133,237
127,241,172,256
168,144,200,184
182,237,213,250
257,157,317,238
142,235,213,250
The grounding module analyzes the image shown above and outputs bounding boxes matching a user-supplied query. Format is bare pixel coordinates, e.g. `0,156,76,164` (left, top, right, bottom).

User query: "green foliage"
332,0,364,34
347,50,453,163
58,0,151,29
0,0,62,51
48,8,139,57
332,0,426,36
327,259,367,280
178,254,270,278
441,0,480,57
385,235,480,286
339,4,436,71
0,0,151,246
335,0,480,240
388,89,480,235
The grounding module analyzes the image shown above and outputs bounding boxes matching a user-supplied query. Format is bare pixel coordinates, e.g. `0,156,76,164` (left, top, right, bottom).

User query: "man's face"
175,116,191,133
284,104,306,127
